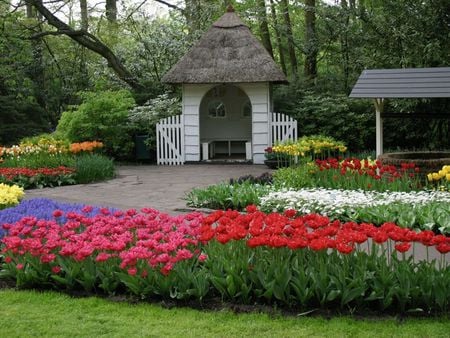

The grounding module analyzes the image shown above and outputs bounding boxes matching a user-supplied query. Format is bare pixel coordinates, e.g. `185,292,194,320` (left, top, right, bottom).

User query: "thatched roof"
162,6,287,84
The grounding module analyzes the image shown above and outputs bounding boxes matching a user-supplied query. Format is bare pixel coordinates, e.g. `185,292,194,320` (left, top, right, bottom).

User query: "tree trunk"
304,0,317,81
269,0,287,74
340,0,350,92
184,0,201,33
26,0,46,108
25,0,143,91
256,0,274,58
80,0,88,30
280,0,298,78
105,0,117,23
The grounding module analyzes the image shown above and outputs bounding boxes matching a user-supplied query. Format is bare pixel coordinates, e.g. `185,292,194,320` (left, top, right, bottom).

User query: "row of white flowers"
259,188,450,217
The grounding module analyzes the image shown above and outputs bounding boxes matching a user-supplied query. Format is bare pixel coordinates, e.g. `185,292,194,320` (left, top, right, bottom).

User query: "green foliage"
185,181,271,210
351,202,450,235
56,90,135,159
273,165,316,190
0,153,75,169
281,93,374,152
74,153,115,184
128,94,181,150
0,95,50,146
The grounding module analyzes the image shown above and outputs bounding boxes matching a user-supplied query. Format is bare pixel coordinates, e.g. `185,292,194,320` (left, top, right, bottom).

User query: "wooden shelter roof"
349,67,450,98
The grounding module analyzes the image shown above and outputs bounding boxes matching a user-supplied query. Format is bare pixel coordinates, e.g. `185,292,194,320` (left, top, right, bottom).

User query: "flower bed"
1,205,449,314
0,184,24,211
427,165,450,191
0,167,76,189
260,188,450,234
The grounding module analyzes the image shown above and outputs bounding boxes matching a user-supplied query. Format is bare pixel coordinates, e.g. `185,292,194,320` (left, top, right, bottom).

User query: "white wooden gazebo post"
374,98,384,158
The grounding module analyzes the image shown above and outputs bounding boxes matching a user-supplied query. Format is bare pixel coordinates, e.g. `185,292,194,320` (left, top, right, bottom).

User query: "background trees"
1,0,449,151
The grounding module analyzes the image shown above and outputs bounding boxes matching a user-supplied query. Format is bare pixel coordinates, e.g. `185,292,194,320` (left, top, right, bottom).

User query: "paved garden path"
25,164,271,214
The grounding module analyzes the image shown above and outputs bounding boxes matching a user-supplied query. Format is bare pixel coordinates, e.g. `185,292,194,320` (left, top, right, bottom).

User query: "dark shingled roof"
350,67,450,98
161,8,287,84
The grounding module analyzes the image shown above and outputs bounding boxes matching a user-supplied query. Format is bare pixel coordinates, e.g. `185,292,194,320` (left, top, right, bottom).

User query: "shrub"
128,94,181,151
229,172,273,185
74,153,115,184
288,94,374,152
56,90,135,160
0,95,50,146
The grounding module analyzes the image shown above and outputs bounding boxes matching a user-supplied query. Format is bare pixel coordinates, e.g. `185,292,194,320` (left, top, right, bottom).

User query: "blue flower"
0,198,118,239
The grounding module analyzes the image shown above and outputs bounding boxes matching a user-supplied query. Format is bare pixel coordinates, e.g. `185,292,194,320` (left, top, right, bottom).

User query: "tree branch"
30,30,85,39
24,0,144,91
152,0,184,12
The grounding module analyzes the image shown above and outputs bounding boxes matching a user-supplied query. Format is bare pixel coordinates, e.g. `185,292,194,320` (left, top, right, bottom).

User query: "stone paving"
25,164,271,214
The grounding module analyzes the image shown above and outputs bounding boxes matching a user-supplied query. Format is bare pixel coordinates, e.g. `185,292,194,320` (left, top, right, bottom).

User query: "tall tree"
80,0,88,31
279,0,298,78
304,0,317,80
105,0,117,23
256,0,274,58
269,0,287,74
339,0,350,92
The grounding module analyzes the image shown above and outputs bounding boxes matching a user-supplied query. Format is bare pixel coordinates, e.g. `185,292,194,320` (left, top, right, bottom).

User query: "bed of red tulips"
200,205,450,255
309,158,423,191
1,206,449,314
0,166,75,188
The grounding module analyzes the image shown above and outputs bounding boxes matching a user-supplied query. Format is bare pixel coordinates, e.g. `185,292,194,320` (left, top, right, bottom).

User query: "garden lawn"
0,290,449,337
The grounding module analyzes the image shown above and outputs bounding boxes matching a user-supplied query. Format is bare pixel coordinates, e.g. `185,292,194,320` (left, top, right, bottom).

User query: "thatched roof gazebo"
162,6,287,84
158,6,293,165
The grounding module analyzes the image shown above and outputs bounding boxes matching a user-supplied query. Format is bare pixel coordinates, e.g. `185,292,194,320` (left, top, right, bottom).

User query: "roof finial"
226,4,235,12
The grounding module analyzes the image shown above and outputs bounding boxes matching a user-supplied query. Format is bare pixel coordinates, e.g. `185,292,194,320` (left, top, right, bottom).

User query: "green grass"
0,290,449,337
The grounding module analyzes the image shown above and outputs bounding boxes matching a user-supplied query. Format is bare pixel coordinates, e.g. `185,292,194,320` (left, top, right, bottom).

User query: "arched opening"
200,84,252,160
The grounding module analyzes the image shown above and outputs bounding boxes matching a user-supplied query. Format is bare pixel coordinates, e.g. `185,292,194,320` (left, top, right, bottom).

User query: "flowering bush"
0,166,76,189
0,184,24,211
427,165,450,191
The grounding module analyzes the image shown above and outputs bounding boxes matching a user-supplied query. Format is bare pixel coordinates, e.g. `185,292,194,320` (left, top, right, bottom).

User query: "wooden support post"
374,98,384,158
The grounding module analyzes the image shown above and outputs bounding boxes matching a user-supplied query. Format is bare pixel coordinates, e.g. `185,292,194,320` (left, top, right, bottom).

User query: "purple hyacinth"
0,198,119,239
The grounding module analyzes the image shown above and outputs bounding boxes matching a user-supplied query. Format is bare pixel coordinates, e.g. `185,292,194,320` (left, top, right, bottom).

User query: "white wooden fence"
156,112,297,165
156,115,184,165
270,112,298,145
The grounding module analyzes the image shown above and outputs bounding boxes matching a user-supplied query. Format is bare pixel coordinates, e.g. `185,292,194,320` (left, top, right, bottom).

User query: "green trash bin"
135,135,151,160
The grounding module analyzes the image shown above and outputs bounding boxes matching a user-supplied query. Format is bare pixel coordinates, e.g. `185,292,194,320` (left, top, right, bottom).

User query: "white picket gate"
156,115,184,165
270,112,298,145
